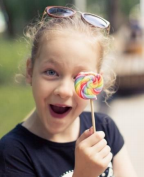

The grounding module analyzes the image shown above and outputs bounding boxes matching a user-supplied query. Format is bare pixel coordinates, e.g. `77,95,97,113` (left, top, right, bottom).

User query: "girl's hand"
73,127,112,177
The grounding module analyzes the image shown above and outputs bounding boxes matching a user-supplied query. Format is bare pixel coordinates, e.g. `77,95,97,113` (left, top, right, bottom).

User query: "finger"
98,145,111,159
92,138,107,152
102,152,113,166
82,131,105,147
76,127,94,145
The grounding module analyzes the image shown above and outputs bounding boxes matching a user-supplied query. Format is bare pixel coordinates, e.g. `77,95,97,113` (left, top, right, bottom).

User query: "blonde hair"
25,12,115,100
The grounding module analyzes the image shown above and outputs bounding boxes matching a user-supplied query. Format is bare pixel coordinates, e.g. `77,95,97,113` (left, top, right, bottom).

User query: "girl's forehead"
34,31,100,72
39,31,98,56
42,30,96,46
40,33,98,60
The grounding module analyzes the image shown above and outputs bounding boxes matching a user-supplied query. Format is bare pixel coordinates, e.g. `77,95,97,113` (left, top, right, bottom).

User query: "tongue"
51,105,70,114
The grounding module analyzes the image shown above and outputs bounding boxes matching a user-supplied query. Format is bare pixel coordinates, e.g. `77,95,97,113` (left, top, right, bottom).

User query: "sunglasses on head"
42,6,110,34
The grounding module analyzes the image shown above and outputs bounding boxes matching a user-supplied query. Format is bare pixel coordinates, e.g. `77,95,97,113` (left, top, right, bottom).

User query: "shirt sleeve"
95,113,124,157
103,115,124,156
0,137,36,177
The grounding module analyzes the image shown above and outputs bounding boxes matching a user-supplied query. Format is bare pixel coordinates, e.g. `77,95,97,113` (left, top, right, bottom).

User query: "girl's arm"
113,145,137,177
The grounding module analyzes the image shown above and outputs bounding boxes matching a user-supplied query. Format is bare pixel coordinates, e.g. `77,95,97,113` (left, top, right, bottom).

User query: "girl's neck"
22,110,80,143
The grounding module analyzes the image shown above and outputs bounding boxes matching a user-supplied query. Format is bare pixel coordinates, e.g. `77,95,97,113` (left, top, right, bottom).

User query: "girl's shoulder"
81,111,113,122
0,123,37,156
0,124,37,176
0,124,28,159
80,111,117,130
0,124,23,144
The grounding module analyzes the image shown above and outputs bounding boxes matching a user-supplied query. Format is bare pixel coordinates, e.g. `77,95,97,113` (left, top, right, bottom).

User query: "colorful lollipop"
74,72,104,132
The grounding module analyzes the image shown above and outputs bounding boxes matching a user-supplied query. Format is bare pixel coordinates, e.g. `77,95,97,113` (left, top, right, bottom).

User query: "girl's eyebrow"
74,64,94,71
42,59,94,71
42,59,61,66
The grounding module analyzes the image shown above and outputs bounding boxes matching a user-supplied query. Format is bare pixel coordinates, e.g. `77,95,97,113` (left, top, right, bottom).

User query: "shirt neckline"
16,112,85,147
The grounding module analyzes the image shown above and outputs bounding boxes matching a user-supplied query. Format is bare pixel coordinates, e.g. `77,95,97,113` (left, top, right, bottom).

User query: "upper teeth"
56,105,67,108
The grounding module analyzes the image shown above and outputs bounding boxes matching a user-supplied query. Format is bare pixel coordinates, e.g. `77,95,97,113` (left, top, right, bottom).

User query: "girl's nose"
54,79,74,99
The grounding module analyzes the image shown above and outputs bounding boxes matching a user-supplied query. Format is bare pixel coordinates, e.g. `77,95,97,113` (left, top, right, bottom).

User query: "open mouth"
49,104,72,118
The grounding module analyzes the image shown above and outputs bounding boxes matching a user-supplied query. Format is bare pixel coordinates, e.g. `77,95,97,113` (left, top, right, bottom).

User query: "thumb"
76,126,94,145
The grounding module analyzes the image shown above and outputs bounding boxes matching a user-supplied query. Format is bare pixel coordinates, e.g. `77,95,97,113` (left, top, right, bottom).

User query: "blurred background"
0,0,143,176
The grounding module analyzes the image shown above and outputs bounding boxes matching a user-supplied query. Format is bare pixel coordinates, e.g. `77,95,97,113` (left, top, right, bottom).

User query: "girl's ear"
26,58,33,85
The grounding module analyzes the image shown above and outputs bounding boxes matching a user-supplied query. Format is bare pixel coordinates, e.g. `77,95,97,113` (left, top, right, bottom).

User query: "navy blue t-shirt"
0,112,124,177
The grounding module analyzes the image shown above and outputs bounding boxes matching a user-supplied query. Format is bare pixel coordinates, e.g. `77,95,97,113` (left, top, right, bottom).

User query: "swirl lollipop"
74,72,104,132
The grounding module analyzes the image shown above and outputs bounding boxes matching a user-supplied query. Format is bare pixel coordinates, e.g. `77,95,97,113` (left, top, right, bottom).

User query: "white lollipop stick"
90,100,96,132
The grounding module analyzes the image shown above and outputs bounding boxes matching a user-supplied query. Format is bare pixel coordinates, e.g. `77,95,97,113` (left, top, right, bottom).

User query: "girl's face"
27,32,99,138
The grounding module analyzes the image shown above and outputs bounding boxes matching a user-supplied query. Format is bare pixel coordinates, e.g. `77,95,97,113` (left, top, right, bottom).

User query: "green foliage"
87,0,139,17
0,37,29,84
3,0,139,36
4,0,71,35
120,0,139,16
0,37,34,137
87,0,107,17
0,85,34,138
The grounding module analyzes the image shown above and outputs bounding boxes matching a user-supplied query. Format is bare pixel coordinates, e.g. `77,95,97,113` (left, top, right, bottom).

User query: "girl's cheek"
78,99,89,107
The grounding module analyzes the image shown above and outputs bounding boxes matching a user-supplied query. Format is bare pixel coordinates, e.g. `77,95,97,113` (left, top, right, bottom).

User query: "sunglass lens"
83,14,108,28
48,7,74,17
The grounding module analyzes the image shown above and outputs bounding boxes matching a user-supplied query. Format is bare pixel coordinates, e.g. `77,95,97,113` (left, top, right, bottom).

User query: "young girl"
0,6,137,177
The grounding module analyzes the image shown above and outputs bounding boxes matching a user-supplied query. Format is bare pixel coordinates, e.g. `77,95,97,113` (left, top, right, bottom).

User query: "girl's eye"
73,74,78,80
73,76,77,80
44,69,58,76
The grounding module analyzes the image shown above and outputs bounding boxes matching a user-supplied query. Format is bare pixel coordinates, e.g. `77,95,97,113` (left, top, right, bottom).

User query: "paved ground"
85,93,144,176
108,93,144,176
